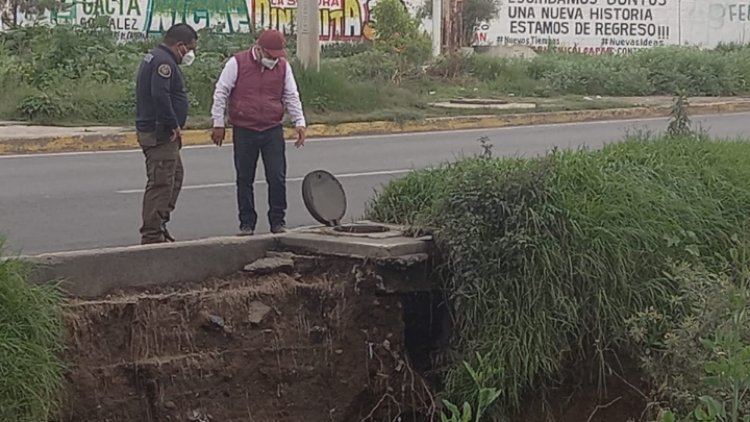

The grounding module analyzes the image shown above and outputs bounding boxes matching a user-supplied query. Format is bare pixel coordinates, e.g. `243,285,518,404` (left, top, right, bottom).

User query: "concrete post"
431,0,442,57
296,0,320,71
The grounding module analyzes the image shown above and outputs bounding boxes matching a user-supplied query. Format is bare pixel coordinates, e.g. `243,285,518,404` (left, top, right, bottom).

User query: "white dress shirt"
210,50,306,129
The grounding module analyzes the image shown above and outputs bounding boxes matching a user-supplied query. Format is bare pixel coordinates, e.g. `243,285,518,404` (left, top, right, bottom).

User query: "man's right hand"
170,127,182,143
211,127,226,146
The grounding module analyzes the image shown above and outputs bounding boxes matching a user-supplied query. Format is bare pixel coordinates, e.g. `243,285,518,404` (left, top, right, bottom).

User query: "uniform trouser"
233,125,286,231
137,132,183,244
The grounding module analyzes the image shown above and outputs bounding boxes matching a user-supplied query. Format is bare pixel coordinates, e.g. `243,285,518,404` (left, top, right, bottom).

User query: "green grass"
366,135,750,418
0,242,65,422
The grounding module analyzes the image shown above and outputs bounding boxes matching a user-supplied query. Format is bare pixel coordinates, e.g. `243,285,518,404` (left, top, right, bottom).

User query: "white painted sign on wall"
474,0,678,54
474,0,750,53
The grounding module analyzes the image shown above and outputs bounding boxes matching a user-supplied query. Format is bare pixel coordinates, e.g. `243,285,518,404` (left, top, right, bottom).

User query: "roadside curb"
2,100,750,155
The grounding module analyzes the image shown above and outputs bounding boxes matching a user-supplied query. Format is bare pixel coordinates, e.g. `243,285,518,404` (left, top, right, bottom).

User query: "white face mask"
261,57,278,70
181,49,195,66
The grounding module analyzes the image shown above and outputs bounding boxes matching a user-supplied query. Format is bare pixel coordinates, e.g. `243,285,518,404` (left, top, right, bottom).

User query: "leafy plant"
441,354,503,422
16,92,63,120
477,135,492,159
630,262,750,422
667,94,695,138
696,292,750,422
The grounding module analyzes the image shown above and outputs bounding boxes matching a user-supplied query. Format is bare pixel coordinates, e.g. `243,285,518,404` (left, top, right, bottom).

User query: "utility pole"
431,0,442,57
296,0,320,71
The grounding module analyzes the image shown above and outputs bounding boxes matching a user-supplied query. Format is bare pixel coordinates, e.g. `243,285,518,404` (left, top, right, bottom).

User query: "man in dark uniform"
135,24,198,245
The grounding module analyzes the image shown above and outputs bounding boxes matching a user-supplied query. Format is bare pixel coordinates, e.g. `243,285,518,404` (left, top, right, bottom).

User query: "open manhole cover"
302,170,347,226
301,170,392,234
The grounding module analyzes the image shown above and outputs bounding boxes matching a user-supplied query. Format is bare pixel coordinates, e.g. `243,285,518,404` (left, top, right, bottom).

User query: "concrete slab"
243,256,295,274
20,222,433,297
277,232,432,258
25,235,275,297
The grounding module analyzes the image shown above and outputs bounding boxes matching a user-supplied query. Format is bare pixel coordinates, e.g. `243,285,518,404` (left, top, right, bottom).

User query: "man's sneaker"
238,226,254,236
270,225,286,234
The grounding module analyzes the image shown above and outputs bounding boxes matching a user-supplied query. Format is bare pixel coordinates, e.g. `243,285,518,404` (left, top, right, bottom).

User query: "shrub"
627,262,750,421
321,41,372,58
0,21,434,124
371,0,432,82
5,19,750,125
367,137,750,417
0,242,65,421
422,44,750,98
330,49,402,82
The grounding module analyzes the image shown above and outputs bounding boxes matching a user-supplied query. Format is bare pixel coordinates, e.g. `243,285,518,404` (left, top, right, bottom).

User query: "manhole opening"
332,224,391,234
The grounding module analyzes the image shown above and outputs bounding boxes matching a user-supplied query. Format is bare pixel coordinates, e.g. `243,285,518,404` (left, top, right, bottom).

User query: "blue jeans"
232,125,287,230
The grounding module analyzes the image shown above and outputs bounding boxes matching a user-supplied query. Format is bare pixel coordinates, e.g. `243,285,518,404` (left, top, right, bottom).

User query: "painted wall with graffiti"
0,0,380,42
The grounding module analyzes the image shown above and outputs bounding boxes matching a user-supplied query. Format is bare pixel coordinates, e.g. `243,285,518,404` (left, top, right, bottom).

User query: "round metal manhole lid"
302,170,347,226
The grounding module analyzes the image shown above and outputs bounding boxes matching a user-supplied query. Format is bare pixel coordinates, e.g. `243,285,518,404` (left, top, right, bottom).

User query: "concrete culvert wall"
57,250,443,422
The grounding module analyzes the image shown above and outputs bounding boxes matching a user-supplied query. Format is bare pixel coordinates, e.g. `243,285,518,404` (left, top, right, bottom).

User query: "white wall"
473,0,750,53
6,0,746,52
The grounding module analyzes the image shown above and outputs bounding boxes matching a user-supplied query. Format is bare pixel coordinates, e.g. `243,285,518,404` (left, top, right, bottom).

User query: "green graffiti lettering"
51,0,77,23
146,0,251,35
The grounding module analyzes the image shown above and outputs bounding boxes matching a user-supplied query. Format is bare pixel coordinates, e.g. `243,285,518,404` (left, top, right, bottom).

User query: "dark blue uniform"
135,44,187,244
135,44,189,138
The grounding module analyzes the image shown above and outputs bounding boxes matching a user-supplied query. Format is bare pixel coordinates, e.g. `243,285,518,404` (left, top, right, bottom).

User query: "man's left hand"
211,127,226,146
295,126,306,148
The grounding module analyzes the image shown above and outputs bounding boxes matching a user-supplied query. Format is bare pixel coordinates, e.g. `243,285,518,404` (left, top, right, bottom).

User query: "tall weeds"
367,137,750,418
0,242,65,422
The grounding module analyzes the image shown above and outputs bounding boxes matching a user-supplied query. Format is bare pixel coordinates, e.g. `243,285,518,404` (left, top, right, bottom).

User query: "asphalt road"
2,113,750,255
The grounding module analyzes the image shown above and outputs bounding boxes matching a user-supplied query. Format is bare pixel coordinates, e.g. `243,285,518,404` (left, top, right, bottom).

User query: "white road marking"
0,113,698,160
115,169,413,194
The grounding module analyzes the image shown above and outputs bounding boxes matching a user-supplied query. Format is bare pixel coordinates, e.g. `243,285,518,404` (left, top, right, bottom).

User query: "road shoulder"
2,97,750,155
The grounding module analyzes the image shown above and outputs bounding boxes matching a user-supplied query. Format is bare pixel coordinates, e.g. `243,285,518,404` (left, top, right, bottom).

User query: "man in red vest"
210,29,306,236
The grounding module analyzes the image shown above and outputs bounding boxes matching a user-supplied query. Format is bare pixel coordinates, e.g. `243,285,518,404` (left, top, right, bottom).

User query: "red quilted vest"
228,49,287,132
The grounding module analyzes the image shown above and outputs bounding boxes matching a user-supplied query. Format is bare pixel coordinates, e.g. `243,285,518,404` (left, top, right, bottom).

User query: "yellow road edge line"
2,102,749,156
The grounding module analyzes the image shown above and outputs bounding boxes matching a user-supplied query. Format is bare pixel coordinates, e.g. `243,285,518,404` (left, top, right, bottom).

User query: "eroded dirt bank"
60,252,436,422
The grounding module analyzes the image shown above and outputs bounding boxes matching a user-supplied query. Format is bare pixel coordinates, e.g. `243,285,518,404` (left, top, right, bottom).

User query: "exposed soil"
57,250,654,422
60,253,436,422
516,357,653,422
